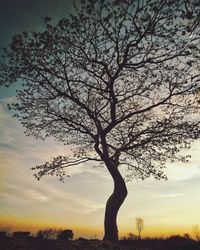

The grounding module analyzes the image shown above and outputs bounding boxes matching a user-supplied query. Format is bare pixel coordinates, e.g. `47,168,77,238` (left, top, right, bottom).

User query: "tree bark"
103,163,128,241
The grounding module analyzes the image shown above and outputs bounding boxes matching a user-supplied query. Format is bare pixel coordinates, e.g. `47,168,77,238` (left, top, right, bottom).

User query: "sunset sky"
1,0,200,239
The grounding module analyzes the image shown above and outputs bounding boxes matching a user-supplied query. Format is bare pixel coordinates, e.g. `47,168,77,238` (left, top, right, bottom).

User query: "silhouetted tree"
36,228,62,240
183,233,191,239
193,225,200,241
1,0,200,241
135,217,144,239
57,229,74,241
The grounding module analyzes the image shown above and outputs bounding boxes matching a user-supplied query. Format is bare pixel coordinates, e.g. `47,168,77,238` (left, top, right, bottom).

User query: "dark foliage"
36,228,62,240
0,232,7,238
13,231,31,239
57,230,74,241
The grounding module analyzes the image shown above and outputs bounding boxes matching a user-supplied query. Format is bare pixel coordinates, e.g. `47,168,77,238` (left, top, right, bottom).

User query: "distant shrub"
0,231,7,238
167,234,193,244
13,231,31,238
120,233,138,240
36,228,62,239
77,237,88,241
57,230,74,241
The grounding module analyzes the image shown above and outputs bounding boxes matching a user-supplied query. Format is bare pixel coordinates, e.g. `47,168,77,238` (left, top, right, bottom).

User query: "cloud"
26,190,49,202
159,193,185,198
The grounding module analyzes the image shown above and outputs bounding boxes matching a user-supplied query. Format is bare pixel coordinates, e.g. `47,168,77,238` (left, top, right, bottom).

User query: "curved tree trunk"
103,163,128,241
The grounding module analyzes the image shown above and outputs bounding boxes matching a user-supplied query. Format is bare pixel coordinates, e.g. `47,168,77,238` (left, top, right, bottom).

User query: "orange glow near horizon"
0,215,103,238
0,215,196,239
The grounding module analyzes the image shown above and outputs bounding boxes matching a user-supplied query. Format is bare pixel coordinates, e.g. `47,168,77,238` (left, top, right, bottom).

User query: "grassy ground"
1,237,200,250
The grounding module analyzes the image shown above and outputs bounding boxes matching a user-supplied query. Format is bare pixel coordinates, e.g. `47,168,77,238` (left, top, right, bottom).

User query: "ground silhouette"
1,231,200,250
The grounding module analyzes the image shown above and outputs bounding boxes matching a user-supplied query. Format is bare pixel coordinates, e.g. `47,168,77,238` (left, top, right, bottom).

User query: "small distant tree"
57,230,74,241
183,233,191,240
193,224,200,241
135,217,144,240
36,228,62,239
36,230,44,239
1,0,200,241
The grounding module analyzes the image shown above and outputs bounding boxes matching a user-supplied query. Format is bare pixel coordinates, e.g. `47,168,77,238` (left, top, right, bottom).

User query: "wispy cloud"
159,193,185,198
26,190,49,202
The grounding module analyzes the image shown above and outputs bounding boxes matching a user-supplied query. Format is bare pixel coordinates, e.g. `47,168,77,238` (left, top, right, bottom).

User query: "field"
1,236,200,250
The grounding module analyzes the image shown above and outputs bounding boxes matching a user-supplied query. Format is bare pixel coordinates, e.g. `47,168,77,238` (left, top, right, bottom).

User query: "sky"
1,0,200,240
